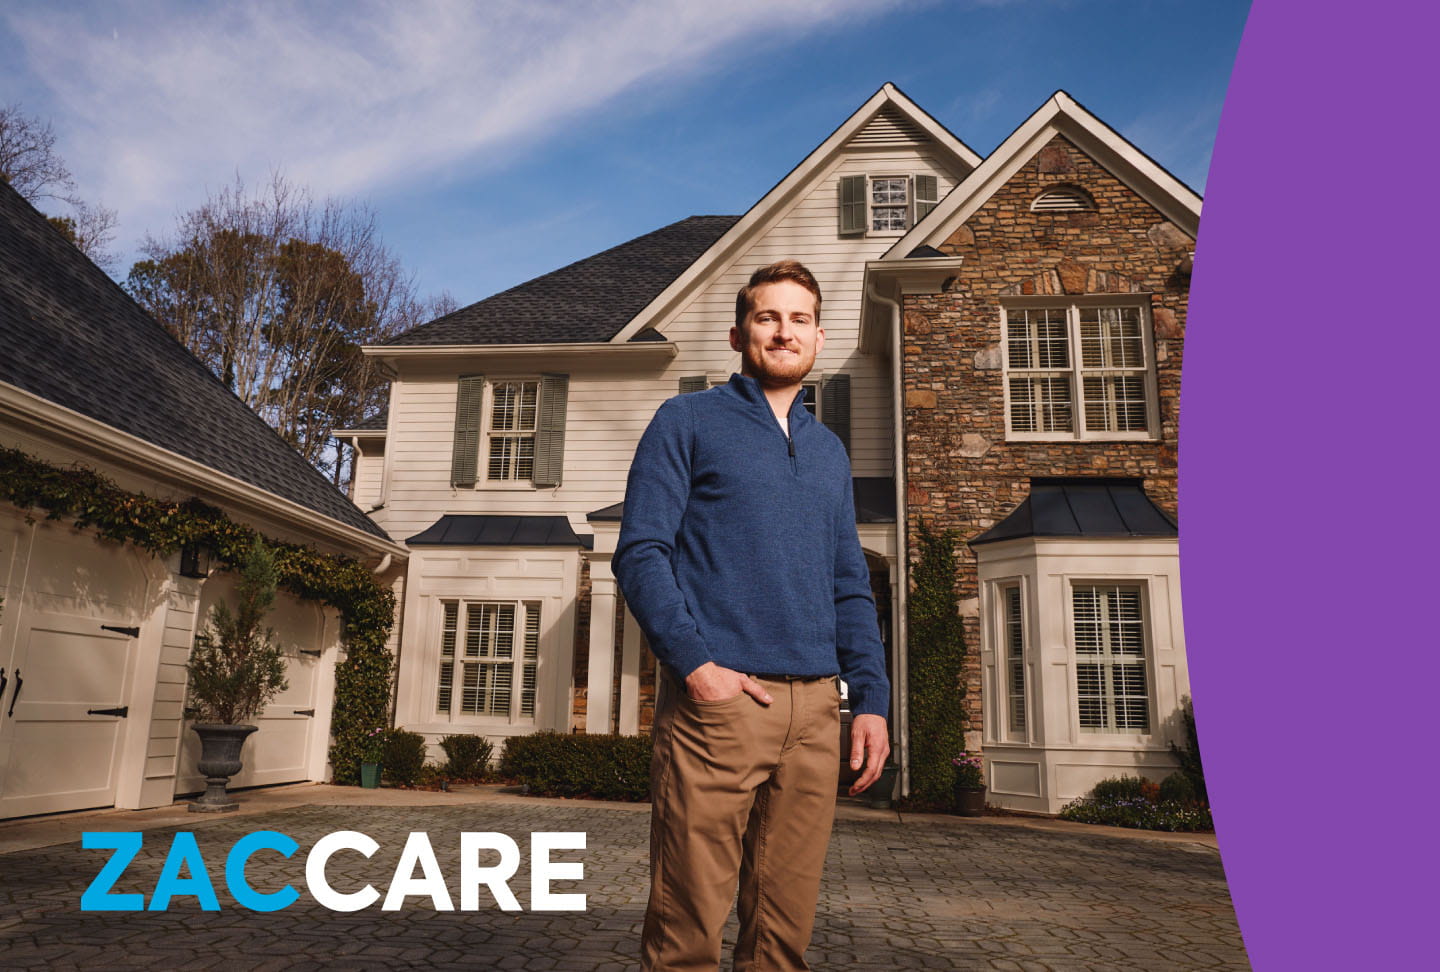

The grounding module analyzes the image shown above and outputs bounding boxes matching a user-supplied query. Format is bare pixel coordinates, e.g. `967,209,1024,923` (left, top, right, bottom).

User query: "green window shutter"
821,372,851,455
533,372,569,487
838,174,867,236
914,174,939,223
450,374,485,487
678,375,708,394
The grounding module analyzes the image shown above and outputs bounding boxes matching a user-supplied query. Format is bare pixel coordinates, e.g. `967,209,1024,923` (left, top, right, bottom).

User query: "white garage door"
176,579,329,794
0,525,148,818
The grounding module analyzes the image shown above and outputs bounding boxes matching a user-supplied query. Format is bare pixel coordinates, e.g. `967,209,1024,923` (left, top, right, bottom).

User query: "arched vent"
1031,186,1095,212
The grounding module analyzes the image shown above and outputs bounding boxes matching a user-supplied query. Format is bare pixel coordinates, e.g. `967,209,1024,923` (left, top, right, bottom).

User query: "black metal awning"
970,478,1177,546
407,515,585,547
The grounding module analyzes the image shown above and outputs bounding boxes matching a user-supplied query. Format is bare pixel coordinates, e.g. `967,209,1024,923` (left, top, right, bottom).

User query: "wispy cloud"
2,0,902,243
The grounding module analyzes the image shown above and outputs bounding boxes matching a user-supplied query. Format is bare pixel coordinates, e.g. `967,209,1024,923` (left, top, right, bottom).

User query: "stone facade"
901,134,1191,734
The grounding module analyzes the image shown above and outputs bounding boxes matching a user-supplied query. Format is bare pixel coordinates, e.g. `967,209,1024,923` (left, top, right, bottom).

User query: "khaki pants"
641,671,841,971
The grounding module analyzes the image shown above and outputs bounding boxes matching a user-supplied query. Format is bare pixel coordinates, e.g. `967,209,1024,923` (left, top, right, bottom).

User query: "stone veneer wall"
902,134,1191,735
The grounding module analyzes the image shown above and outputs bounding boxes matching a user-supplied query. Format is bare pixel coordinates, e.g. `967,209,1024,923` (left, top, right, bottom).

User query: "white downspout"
866,282,910,795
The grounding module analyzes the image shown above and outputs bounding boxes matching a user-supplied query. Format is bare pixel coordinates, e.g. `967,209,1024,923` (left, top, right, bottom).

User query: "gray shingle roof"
970,478,1177,546
0,181,389,541
385,215,740,346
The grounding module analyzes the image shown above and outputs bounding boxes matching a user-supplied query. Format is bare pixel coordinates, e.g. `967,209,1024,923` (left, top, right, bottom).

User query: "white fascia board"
888,91,1203,258
857,256,966,353
361,341,677,360
331,428,386,438
0,381,408,560
608,83,984,345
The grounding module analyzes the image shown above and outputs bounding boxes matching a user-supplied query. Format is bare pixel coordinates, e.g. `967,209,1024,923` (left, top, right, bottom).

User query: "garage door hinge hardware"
299,649,322,658
101,624,141,638
87,706,129,718
295,708,315,717
8,670,21,717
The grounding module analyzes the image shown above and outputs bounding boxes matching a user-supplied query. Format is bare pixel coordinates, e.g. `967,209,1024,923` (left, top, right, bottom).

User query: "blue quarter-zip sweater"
613,373,890,718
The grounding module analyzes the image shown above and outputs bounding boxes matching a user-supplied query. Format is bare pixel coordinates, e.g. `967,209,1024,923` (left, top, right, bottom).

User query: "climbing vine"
0,445,394,784
906,523,968,807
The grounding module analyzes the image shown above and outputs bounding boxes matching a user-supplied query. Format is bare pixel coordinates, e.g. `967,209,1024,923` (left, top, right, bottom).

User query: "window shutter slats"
532,372,569,487
914,174,939,222
678,375,708,394
821,372,851,454
450,374,485,487
838,174,866,236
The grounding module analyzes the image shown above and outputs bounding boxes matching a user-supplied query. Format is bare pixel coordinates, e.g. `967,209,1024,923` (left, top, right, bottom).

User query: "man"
614,260,891,971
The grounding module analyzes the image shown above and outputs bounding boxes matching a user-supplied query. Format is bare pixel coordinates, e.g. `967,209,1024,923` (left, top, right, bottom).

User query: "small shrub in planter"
440,733,494,780
382,729,428,786
500,732,652,801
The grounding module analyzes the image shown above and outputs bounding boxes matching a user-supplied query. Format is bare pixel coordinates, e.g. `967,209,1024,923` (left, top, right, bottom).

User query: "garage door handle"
7,670,20,717
295,709,315,717
299,649,321,658
101,624,140,638
87,706,129,718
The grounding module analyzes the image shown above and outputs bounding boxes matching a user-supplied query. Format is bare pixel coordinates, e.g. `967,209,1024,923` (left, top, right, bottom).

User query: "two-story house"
343,85,1198,813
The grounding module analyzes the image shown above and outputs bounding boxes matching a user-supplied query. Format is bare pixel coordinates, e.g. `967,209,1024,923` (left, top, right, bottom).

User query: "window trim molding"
433,597,542,727
1064,576,1156,740
1000,295,1161,442
478,375,542,490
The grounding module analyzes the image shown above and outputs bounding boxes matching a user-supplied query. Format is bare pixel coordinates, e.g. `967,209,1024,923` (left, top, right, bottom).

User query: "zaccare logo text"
81,830,586,912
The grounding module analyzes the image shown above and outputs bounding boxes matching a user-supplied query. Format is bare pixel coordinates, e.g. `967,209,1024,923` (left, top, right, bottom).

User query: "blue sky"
1,0,1250,308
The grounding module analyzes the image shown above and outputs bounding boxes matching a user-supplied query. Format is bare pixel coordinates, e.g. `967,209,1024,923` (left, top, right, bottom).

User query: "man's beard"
743,343,815,386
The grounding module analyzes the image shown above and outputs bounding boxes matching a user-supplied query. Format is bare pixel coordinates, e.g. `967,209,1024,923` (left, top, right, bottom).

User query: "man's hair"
734,260,822,331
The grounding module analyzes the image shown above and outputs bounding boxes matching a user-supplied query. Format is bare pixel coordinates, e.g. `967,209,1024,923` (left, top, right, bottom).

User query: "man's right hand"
685,662,773,705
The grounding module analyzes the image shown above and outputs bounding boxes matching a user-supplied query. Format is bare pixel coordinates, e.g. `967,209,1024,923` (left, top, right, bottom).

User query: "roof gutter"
360,341,678,359
0,381,407,560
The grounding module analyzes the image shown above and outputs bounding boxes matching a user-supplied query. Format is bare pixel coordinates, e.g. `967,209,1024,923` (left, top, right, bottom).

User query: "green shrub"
382,729,429,786
1059,796,1213,832
1090,775,1150,802
1169,695,1208,805
1159,770,1198,805
500,732,652,801
439,733,494,780
906,525,967,807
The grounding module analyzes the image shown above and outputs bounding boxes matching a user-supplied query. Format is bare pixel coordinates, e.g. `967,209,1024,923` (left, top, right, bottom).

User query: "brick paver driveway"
0,799,1247,970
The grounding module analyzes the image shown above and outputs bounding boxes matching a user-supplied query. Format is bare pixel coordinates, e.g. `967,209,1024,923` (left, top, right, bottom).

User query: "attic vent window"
1031,187,1095,213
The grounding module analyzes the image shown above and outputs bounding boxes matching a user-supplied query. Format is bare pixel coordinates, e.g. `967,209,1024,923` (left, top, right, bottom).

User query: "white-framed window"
870,176,910,231
436,600,541,722
838,173,939,236
1071,584,1151,733
1002,298,1159,440
485,379,539,482
1000,583,1027,737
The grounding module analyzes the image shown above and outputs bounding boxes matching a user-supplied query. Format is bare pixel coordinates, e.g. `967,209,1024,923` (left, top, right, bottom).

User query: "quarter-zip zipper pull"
787,436,795,458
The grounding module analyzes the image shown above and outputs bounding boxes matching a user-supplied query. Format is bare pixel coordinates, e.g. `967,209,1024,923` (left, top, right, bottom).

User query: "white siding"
374,147,970,542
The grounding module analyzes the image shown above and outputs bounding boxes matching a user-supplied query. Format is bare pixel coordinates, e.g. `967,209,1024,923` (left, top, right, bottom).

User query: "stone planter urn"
953,784,986,817
189,723,258,813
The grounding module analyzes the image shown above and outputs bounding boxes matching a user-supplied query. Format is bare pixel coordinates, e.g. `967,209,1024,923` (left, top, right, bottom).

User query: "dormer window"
838,174,939,236
1030,185,1095,213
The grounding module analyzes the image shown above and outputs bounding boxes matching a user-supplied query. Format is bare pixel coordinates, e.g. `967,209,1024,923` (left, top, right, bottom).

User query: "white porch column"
585,556,618,734
618,606,642,735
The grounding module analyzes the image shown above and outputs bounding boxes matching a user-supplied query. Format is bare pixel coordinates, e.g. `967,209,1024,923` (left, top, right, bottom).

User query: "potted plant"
359,727,389,788
185,538,288,812
952,751,986,817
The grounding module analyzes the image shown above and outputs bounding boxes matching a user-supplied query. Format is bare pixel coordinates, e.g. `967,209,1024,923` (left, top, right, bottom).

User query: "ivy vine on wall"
906,523,968,807
0,445,393,784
